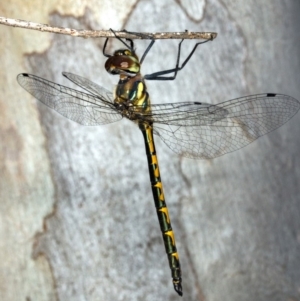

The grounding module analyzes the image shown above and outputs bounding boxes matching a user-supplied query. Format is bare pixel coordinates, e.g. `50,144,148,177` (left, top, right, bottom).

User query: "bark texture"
0,0,300,300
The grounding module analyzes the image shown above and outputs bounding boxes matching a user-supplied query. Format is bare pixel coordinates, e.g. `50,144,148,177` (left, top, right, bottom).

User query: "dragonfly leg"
144,35,213,81
118,29,156,64
103,29,157,65
103,28,135,57
102,37,111,57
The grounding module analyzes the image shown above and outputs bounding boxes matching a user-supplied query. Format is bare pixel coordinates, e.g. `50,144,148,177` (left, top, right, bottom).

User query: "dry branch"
0,16,217,40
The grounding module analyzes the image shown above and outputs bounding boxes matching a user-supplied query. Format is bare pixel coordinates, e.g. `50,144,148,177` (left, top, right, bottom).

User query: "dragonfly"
17,29,300,296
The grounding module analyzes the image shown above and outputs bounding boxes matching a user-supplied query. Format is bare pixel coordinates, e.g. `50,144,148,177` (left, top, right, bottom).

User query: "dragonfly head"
105,49,140,77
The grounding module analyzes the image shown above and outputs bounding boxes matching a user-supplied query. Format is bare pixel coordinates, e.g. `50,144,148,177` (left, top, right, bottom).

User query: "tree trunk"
0,1,299,300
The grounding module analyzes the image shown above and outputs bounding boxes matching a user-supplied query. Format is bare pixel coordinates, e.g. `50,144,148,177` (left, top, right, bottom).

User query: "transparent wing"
17,73,122,125
143,101,228,125
150,94,300,159
62,72,114,101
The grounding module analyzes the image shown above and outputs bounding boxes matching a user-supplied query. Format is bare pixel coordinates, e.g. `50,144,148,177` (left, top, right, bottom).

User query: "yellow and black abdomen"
139,124,182,296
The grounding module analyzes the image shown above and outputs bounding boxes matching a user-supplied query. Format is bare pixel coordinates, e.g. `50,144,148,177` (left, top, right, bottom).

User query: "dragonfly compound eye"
105,55,140,76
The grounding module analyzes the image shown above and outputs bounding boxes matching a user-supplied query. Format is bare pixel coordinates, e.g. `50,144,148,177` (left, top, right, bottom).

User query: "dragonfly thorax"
105,49,140,77
113,74,151,118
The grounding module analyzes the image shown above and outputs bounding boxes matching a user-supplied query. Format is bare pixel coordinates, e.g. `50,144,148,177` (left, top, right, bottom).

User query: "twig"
0,16,217,40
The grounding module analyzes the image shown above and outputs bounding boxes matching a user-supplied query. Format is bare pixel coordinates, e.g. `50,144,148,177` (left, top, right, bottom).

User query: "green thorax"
115,74,151,113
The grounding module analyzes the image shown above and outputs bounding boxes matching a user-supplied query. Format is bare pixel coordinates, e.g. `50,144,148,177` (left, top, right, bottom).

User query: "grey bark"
1,0,300,301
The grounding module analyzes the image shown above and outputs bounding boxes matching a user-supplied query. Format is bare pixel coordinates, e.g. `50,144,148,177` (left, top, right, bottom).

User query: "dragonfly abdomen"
140,123,182,296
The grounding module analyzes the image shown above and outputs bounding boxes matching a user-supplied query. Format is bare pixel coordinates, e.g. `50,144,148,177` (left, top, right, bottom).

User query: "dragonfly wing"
17,73,122,125
152,94,300,159
146,101,228,125
62,72,114,103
